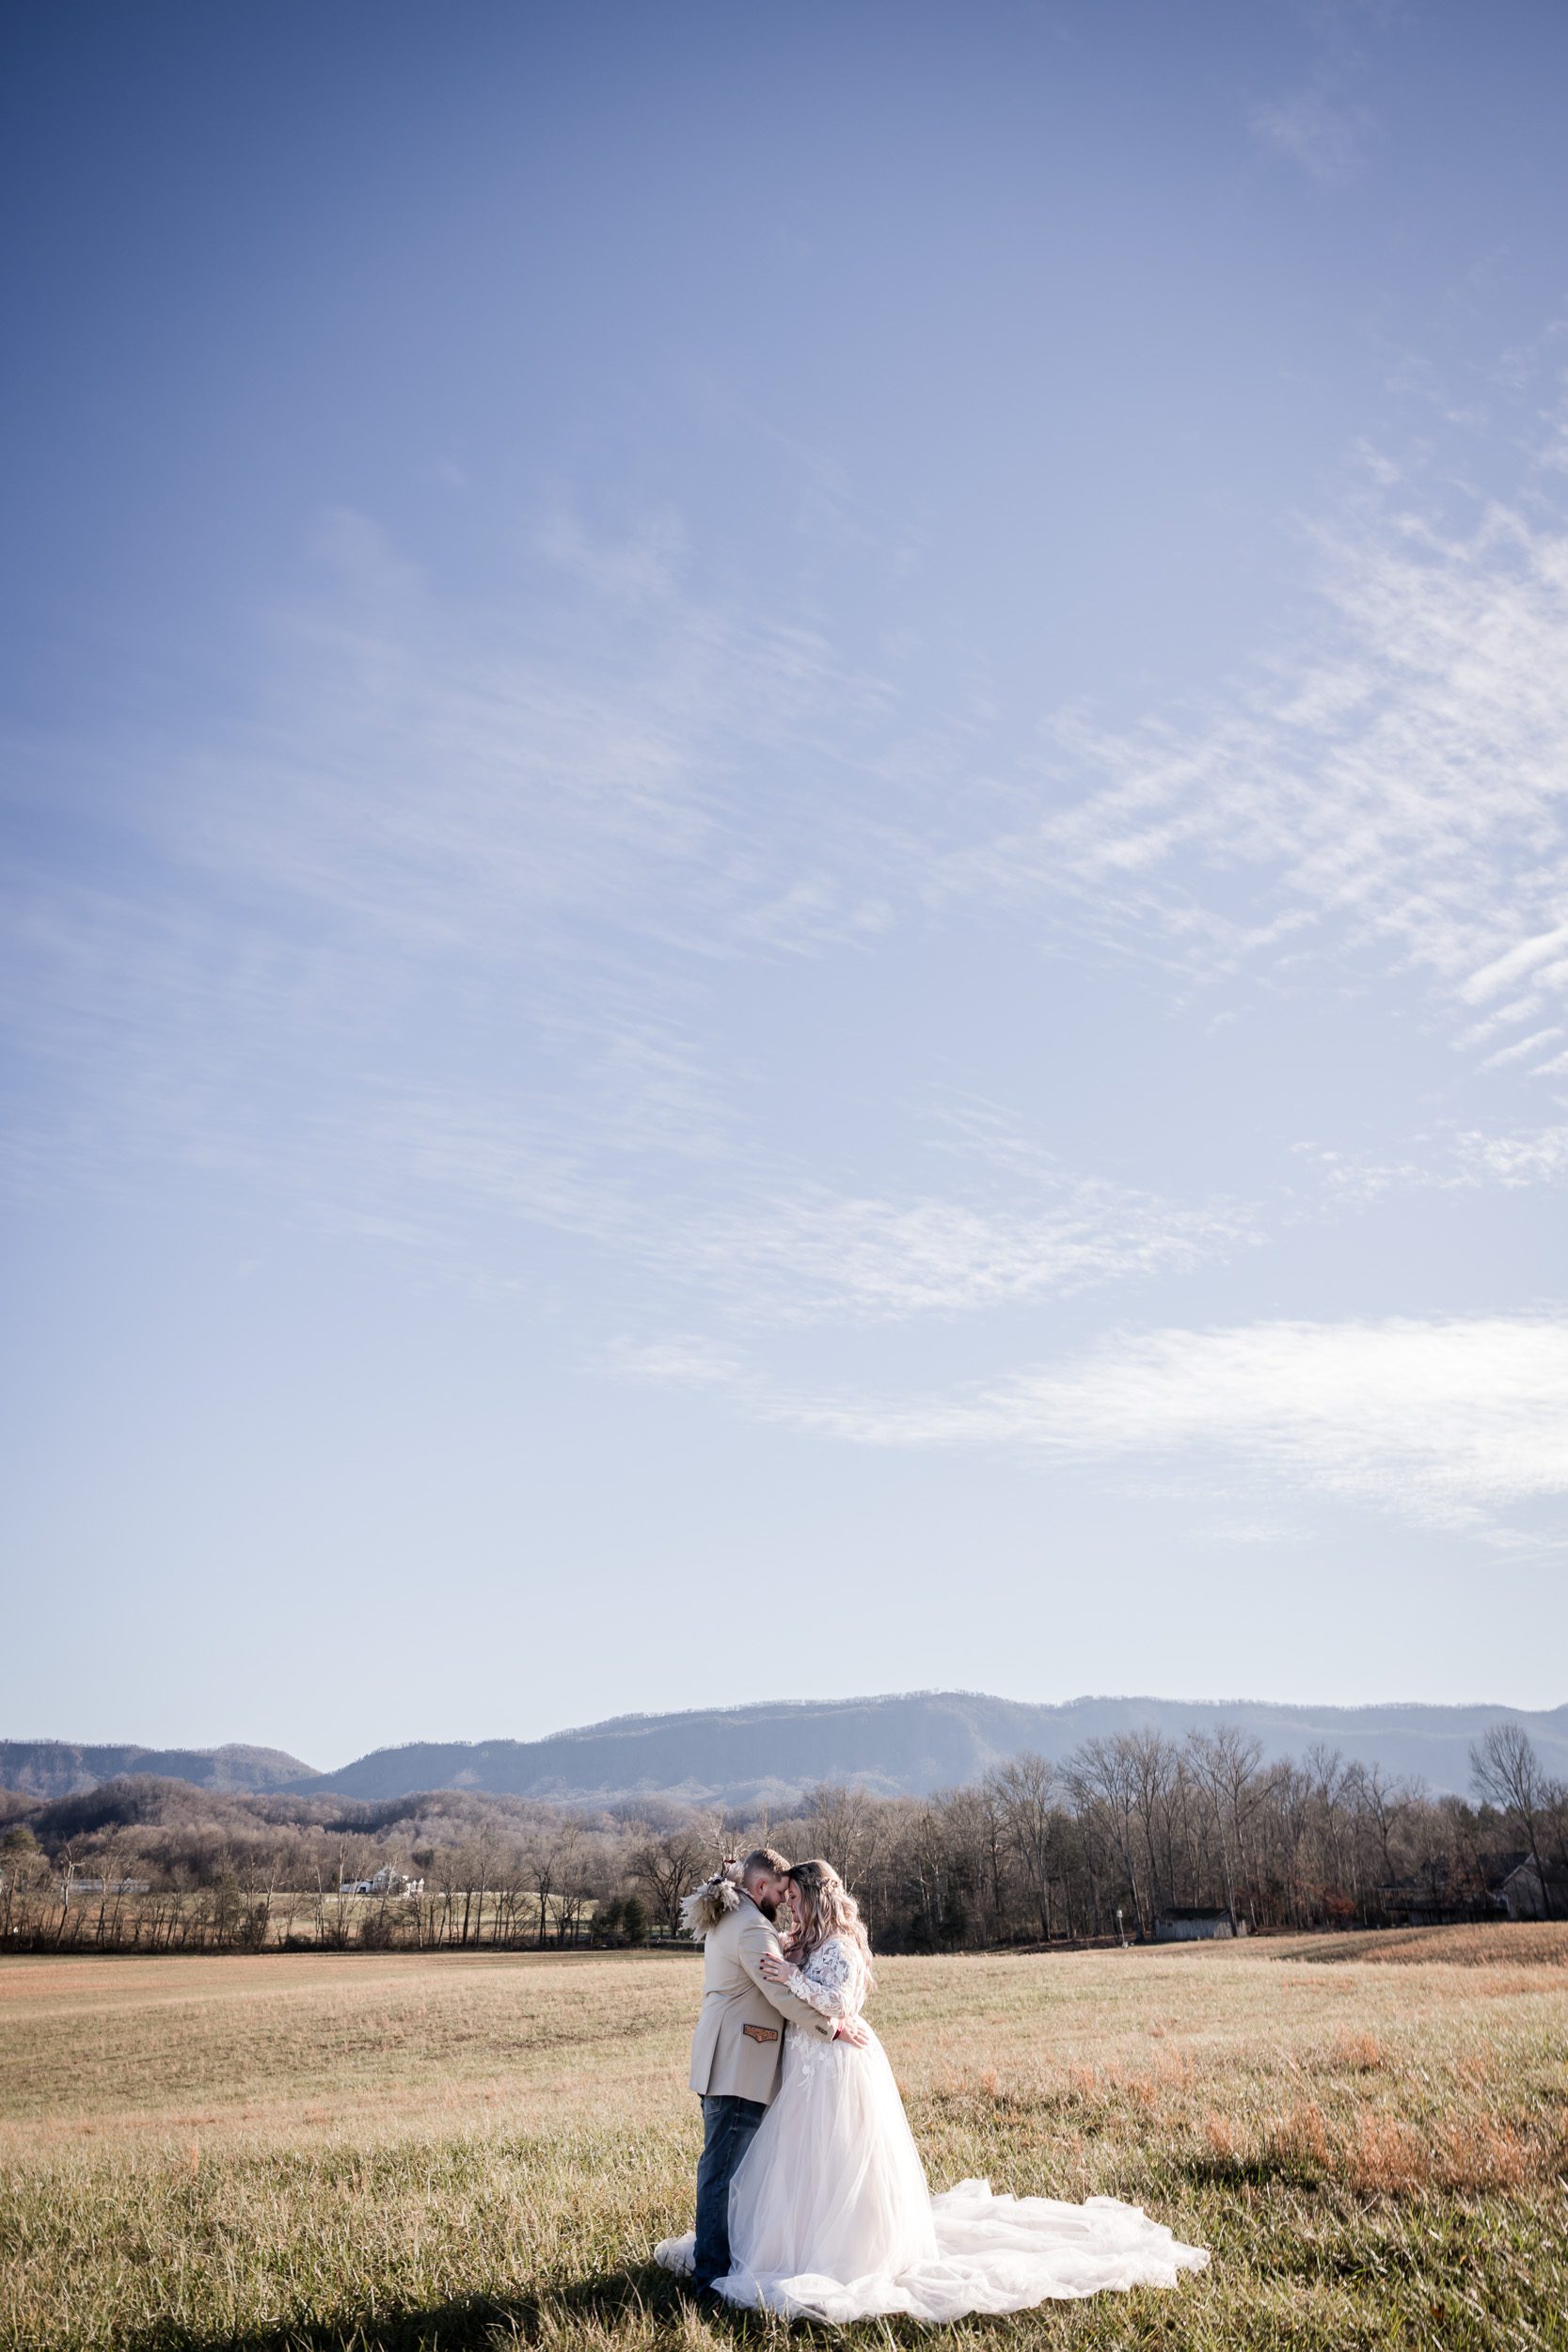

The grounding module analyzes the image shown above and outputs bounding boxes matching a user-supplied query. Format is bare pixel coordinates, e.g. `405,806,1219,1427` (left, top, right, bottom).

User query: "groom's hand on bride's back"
833,2016,871,2045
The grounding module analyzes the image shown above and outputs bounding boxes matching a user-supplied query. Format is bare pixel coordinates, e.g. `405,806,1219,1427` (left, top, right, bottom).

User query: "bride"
657,1857,1209,2325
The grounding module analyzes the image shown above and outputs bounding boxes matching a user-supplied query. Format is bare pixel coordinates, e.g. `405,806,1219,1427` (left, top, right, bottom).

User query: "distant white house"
61,1879,150,1897
1154,1906,1245,1942
340,1866,424,1898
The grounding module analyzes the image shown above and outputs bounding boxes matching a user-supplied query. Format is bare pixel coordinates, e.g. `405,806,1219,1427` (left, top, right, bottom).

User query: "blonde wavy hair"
785,1858,874,1985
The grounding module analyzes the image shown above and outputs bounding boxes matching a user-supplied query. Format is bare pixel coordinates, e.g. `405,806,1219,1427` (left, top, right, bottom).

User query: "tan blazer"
689,1891,834,2103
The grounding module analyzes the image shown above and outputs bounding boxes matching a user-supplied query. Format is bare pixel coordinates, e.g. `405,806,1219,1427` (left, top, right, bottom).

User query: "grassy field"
2,1925,1564,2350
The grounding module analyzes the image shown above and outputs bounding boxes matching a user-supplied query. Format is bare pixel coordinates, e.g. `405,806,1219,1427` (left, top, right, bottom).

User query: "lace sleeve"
777,1935,863,2020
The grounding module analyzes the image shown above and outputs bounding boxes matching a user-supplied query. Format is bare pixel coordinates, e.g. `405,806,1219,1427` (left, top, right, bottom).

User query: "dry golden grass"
1276,1920,1568,1968
2,1931,1565,2350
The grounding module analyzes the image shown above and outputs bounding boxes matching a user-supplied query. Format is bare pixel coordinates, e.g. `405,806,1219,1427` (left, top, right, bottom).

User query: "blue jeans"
692,2092,765,2289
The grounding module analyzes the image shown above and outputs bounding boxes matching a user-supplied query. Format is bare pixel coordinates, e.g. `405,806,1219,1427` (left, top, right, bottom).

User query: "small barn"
1499,1859,1568,1921
1154,1906,1243,1942
1376,1873,1501,1928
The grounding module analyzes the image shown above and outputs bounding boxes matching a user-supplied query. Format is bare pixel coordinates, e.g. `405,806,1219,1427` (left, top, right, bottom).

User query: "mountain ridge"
288,1692,1568,1804
0,1740,317,1801
8,1693,1565,1805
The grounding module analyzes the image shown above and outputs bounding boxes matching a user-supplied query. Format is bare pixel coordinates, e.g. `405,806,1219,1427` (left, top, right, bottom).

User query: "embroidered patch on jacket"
741,2023,780,2043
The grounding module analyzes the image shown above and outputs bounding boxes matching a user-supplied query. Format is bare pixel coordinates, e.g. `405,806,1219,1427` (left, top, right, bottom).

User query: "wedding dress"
656,1934,1209,2325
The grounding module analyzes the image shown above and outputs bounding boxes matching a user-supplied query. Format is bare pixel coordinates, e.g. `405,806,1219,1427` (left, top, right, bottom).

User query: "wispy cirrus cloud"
7,409,1567,1381
1481,1027,1564,1072
1298,1120,1568,1210
1247,0,1383,191
1251,89,1375,186
300,1084,1252,1327
0,500,912,1219
169,504,905,970
759,1313,1568,1537
943,466,1568,1063
688,1175,1249,1322
16,429,1568,1212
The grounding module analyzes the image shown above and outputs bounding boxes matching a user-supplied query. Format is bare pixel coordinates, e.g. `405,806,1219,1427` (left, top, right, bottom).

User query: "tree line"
2,1720,1560,1954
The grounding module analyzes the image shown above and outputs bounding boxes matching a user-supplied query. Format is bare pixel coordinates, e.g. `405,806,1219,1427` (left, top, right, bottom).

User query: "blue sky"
4,2,1567,1768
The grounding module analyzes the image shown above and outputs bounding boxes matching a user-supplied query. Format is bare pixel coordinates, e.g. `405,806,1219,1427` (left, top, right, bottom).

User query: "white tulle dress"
656,1933,1210,2325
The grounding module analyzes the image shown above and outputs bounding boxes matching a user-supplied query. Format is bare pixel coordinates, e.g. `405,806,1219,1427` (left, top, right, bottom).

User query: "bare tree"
805,1783,886,1896
429,1839,463,1947
486,1838,530,1945
1126,1730,1181,1924
1066,1738,1148,1937
1345,1761,1413,1900
1187,1725,1264,1933
526,1816,590,1947
553,1820,598,1947
1470,1723,1558,1918
987,1754,1059,1942
629,1826,706,1937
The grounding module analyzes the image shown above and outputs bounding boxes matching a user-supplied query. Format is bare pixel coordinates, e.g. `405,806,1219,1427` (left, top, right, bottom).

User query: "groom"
684,1846,867,2295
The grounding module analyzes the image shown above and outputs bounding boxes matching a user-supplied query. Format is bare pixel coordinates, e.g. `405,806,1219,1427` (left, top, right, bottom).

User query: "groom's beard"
752,1892,777,1920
